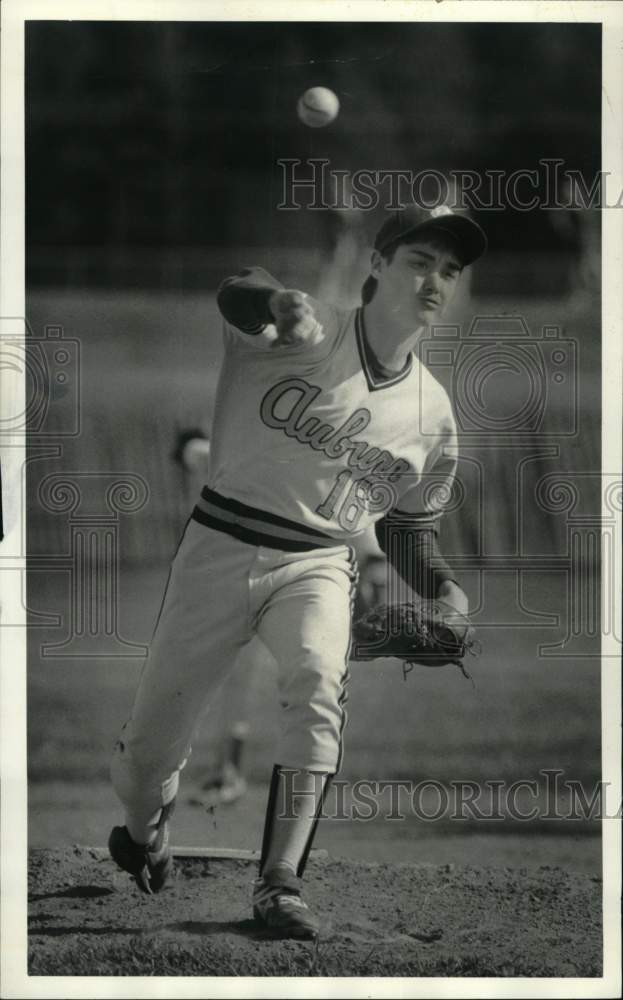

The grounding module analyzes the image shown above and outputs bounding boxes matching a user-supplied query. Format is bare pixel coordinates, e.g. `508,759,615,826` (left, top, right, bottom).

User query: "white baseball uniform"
111,271,457,843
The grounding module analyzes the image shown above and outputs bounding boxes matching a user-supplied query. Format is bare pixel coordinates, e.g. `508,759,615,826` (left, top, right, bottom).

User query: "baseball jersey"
196,268,458,549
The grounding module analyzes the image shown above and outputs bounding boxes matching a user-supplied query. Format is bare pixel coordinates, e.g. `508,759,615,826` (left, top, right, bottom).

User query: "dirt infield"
28,848,602,977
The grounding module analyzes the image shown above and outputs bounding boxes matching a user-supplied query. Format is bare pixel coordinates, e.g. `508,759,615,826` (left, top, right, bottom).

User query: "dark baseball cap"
374,205,487,265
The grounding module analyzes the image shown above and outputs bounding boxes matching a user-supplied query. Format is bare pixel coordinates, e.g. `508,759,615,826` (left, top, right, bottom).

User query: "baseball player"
109,204,487,939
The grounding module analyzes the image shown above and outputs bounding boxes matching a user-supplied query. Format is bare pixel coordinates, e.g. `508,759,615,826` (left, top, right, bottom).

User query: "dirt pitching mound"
28,848,601,977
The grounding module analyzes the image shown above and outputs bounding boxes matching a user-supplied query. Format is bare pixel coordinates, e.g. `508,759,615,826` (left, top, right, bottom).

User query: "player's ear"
370,249,384,279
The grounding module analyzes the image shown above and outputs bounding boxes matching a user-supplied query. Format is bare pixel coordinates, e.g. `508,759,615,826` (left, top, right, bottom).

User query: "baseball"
297,86,340,128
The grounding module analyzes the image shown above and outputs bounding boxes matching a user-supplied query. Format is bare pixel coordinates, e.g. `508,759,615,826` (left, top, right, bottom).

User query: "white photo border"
1,2,621,997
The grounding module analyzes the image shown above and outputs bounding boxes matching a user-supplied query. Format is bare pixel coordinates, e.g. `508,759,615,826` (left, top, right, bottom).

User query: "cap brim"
387,215,487,265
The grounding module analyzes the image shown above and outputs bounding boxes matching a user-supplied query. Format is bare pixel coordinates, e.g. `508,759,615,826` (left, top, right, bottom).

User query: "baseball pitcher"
109,205,487,938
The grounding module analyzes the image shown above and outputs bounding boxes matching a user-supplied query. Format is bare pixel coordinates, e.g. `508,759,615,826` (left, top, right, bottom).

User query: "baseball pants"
111,517,356,840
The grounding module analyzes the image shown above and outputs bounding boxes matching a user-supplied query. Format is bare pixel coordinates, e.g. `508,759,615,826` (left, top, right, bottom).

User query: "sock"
126,797,176,847
126,806,164,847
261,767,329,877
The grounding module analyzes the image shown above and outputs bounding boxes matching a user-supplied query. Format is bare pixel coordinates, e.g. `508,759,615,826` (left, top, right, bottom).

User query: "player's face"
375,239,463,328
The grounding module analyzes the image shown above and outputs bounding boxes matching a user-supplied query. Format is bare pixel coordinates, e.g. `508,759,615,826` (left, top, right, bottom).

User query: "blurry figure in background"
171,427,212,478
171,426,251,807
197,721,250,809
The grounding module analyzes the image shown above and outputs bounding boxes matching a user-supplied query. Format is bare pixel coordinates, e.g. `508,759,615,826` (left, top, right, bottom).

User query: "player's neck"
362,299,426,371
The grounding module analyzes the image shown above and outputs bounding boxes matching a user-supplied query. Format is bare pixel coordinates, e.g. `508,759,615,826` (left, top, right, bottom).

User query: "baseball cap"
374,205,487,265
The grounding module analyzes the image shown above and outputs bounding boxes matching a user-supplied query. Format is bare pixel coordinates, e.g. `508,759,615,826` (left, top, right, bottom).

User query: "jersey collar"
355,308,413,393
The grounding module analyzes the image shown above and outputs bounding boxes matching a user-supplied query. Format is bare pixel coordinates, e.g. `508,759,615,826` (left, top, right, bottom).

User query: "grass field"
27,562,601,876
27,562,601,784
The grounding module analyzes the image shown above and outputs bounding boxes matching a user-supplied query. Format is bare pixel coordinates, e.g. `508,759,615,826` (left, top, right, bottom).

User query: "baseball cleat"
108,800,175,894
252,863,320,939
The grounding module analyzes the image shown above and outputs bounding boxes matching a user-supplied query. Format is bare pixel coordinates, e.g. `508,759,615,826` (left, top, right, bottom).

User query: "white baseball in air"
297,86,340,128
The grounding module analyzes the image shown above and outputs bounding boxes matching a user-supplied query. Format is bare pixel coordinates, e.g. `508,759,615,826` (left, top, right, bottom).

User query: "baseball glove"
351,597,479,681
